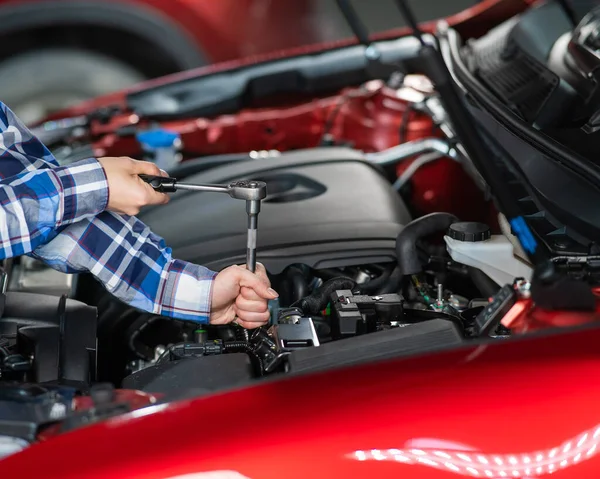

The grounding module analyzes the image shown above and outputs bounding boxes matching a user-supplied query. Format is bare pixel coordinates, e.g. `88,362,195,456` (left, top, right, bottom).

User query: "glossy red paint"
88,80,491,222
90,81,433,157
120,0,326,61
33,0,531,223
43,0,533,120
0,0,321,66
3,323,600,478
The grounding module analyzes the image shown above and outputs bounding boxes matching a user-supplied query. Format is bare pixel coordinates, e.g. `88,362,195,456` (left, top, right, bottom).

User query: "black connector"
138,174,177,193
330,290,404,338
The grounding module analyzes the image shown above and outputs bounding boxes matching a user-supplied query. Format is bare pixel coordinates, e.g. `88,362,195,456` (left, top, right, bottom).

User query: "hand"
210,263,279,329
98,157,170,216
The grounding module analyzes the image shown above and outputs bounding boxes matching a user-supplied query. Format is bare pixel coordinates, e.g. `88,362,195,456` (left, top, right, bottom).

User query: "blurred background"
316,0,474,39
0,0,483,125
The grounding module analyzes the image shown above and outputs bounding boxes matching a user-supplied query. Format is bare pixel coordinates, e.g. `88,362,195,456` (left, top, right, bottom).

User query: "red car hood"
1,323,599,479
39,0,535,122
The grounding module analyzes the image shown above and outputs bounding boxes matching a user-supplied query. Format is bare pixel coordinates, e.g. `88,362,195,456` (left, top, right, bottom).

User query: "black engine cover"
138,148,411,273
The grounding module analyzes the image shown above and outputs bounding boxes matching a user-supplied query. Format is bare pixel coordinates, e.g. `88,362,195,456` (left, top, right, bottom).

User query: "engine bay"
3,0,600,462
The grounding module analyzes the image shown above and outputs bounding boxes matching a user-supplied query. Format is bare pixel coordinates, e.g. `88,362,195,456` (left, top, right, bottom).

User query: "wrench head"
227,180,268,200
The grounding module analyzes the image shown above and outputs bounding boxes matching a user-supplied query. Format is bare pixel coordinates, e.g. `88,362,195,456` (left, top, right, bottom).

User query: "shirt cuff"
53,158,109,226
157,259,218,323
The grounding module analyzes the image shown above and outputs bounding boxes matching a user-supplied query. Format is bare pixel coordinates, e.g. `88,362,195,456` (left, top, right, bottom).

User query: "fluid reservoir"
444,222,533,286
136,127,182,172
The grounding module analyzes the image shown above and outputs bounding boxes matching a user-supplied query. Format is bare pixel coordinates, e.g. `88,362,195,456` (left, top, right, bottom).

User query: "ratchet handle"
139,174,177,193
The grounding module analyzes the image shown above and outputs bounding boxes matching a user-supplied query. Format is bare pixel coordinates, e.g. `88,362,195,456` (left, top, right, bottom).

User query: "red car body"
3,311,600,478
0,0,326,124
4,0,597,477
46,0,535,118
42,0,537,224
0,0,323,66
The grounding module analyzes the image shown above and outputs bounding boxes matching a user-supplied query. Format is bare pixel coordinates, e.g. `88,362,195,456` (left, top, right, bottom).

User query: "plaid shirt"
0,102,216,322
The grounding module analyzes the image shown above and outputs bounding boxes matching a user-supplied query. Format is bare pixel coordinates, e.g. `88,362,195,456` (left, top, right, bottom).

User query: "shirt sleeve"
0,158,109,258
31,211,217,323
0,99,217,323
0,100,61,176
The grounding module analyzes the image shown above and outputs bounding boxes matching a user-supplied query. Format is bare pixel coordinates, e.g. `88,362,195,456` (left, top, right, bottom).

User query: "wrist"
158,259,217,323
54,158,109,226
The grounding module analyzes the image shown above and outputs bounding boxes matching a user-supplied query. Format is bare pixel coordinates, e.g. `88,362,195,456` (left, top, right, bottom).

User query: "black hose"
312,268,352,281
224,341,254,351
224,341,264,376
360,265,395,294
396,212,458,276
281,265,310,306
234,327,250,342
468,267,501,298
375,266,403,294
294,277,357,315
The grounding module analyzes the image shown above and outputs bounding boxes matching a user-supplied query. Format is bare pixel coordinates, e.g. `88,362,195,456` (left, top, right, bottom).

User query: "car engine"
4,0,600,463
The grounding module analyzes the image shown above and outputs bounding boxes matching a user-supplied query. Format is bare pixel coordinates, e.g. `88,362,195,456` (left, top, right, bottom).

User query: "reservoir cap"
447,222,491,242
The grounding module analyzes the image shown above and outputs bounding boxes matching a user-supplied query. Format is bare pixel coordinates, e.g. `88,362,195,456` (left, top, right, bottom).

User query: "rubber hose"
224,341,264,376
283,265,310,305
468,267,501,298
235,327,250,342
296,277,357,315
396,212,459,276
313,268,352,281
375,266,403,294
360,265,395,294
224,341,253,350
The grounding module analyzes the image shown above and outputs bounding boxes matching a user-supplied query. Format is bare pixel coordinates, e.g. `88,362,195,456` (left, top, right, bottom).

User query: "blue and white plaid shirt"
0,102,216,322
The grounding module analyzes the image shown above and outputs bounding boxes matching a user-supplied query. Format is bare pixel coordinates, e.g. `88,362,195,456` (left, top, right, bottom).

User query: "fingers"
236,294,269,313
234,318,267,330
236,264,278,300
234,306,270,327
140,181,170,206
235,309,270,324
122,157,170,206
254,262,269,281
240,286,261,301
238,264,270,300
232,262,273,329
130,158,163,177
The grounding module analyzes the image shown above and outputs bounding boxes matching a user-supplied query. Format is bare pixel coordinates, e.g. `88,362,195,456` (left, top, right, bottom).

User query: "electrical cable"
398,102,414,144
319,88,366,145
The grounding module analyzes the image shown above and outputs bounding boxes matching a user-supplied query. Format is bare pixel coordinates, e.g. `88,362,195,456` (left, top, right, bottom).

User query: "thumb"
238,269,278,300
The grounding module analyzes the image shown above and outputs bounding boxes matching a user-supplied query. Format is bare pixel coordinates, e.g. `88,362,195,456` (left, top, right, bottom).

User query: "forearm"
32,211,217,322
0,158,108,259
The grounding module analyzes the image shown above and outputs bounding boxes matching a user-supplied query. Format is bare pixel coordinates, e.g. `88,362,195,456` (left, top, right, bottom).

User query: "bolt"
553,241,568,250
365,45,381,61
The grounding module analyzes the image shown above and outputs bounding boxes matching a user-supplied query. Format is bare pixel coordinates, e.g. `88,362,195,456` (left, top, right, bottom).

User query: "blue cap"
136,128,179,148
